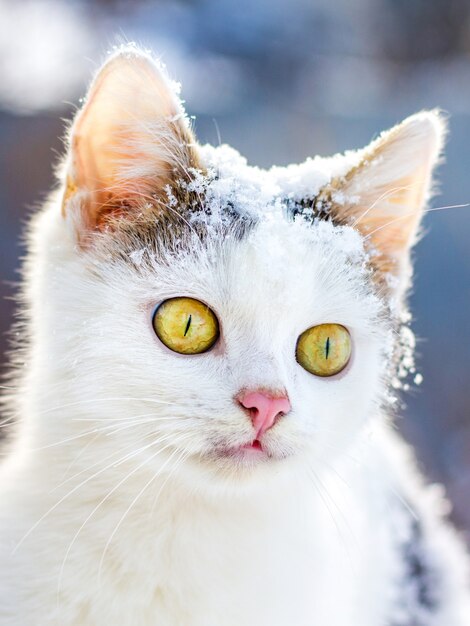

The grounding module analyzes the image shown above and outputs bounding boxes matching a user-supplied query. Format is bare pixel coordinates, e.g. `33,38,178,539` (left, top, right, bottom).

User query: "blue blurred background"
0,0,469,540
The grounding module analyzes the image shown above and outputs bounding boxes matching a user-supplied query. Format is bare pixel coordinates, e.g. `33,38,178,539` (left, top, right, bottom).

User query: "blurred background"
0,0,469,540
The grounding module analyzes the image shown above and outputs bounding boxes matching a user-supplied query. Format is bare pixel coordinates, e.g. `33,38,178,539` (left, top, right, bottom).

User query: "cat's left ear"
324,111,446,293
61,47,200,233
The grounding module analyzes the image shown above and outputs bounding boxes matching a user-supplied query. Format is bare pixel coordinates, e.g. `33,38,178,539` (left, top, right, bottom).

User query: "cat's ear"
324,111,446,292
61,47,200,232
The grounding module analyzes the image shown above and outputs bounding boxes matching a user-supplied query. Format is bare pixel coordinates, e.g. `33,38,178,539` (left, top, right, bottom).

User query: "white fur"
0,50,469,626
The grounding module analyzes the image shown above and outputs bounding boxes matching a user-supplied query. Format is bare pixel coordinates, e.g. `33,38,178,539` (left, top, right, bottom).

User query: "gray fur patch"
390,505,441,626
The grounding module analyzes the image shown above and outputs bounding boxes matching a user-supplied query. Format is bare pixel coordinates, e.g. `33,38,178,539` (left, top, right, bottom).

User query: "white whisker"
97,442,191,584
56,433,191,603
29,396,174,418
365,203,469,239
13,430,187,553
352,181,425,228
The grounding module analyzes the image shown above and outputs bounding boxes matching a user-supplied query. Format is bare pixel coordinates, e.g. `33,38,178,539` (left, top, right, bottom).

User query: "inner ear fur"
62,47,201,231
319,111,446,288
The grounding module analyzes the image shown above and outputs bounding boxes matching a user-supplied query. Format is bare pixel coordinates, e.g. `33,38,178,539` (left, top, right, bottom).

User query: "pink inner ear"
326,112,445,285
63,51,200,231
355,170,428,257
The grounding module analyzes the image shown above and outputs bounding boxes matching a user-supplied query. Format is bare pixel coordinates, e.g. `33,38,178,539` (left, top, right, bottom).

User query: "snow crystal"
270,149,361,202
182,144,280,229
129,249,145,267
164,184,178,208
390,321,420,392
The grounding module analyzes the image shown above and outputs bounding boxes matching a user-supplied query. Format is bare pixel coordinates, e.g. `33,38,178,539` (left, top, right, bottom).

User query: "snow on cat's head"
30,47,445,491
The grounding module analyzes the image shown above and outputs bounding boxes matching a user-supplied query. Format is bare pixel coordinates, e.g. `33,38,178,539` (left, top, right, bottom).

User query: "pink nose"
238,391,291,437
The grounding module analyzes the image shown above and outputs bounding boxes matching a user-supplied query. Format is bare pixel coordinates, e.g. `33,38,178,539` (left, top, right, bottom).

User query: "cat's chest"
99,485,389,626
0,448,397,626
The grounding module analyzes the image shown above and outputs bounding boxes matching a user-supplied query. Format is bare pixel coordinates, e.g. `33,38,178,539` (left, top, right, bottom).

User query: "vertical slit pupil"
184,314,192,337
325,336,330,359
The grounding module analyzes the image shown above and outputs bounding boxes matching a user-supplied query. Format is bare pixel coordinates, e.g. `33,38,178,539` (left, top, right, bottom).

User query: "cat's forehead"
226,216,370,320
138,204,371,322
192,144,369,278
162,142,367,250
179,146,376,325
197,143,362,221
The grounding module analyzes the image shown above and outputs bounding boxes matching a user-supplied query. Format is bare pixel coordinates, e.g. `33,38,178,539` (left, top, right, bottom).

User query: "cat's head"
35,47,444,490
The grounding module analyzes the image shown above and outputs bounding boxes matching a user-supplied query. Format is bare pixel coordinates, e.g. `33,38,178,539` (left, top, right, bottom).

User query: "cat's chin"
173,438,304,495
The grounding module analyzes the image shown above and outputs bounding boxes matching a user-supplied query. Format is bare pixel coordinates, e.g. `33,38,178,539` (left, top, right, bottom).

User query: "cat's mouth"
215,438,273,462
241,439,263,452
208,431,298,466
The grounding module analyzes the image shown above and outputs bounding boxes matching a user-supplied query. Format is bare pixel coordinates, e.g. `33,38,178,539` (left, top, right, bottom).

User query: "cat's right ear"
61,47,200,235
314,111,445,297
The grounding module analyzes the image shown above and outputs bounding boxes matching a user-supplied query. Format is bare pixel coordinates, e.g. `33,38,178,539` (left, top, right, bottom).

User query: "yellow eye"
296,323,351,377
152,297,219,355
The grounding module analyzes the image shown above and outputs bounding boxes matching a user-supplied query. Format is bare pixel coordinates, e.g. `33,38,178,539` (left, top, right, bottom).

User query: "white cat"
0,46,469,626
